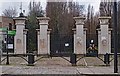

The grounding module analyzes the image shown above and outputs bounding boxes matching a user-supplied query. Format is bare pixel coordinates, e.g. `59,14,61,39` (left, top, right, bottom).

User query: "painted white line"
83,58,87,66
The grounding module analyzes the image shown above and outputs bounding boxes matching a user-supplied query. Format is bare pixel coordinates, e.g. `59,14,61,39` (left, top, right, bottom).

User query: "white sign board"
7,44,13,49
65,43,69,47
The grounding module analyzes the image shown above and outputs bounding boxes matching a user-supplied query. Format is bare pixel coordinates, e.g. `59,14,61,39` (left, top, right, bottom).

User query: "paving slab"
1,65,119,75
76,68,93,74
77,66,116,74
0,56,120,75
1,66,78,74
87,67,114,74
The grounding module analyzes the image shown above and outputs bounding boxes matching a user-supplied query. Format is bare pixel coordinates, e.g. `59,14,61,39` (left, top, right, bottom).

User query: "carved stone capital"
74,17,85,25
99,17,111,25
13,17,27,25
37,17,50,25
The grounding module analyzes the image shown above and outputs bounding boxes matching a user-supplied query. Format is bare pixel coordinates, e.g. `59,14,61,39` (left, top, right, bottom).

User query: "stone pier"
73,17,86,54
13,17,27,54
98,17,111,54
36,17,51,55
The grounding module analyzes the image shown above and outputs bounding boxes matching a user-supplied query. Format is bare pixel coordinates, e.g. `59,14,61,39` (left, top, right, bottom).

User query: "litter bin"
28,53,34,65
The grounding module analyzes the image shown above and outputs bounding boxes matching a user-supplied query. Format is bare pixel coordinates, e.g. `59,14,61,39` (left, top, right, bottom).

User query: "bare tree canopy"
99,2,113,16
28,1,44,17
2,7,18,17
46,1,85,36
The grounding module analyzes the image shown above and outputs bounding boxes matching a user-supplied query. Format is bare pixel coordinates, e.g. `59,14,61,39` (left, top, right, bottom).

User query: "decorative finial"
20,2,22,13
43,11,46,17
19,2,24,17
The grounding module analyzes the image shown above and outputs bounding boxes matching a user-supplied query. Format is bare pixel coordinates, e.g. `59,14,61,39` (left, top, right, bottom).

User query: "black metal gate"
50,33,74,56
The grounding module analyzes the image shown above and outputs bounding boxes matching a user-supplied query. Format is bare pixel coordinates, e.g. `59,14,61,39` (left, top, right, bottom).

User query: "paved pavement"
0,65,120,75
0,56,120,75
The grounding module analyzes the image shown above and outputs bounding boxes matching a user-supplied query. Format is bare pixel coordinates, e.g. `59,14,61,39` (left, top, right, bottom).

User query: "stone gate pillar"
98,17,111,54
73,17,86,54
13,17,27,54
36,17,50,55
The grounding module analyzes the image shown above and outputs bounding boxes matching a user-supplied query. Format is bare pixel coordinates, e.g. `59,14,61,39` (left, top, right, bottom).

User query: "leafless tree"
46,1,85,36
2,7,18,17
28,1,44,17
99,2,113,16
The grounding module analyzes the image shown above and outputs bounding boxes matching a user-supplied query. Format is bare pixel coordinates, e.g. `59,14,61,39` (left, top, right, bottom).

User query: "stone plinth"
13,17,27,54
73,17,86,54
98,17,111,54
36,17,50,55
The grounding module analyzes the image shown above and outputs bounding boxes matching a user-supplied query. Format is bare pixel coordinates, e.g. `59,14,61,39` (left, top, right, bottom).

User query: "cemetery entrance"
50,29,74,56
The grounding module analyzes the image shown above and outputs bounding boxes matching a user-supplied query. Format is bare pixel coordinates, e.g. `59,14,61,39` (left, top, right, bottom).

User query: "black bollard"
28,53,34,66
104,53,110,65
70,53,76,66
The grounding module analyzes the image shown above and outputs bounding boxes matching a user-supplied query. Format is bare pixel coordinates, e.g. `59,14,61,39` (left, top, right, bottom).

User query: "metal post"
28,53,34,65
6,28,9,65
104,53,110,65
113,1,118,73
70,53,76,66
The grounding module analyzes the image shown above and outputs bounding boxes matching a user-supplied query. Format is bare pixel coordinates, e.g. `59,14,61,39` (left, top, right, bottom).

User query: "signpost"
8,30,16,36
6,25,16,65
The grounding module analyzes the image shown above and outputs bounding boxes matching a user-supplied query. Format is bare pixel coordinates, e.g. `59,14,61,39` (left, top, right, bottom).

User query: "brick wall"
0,16,14,28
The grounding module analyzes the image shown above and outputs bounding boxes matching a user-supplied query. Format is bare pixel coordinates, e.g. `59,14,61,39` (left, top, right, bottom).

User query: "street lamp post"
113,1,118,73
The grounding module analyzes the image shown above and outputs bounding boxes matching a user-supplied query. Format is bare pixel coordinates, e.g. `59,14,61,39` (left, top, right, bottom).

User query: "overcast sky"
0,0,101,16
